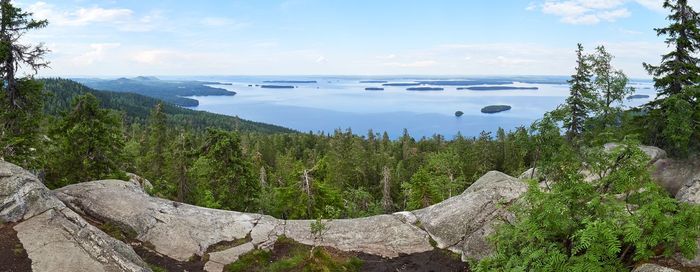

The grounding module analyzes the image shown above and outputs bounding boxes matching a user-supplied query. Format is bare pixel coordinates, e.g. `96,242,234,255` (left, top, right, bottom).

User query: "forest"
0,0,699,270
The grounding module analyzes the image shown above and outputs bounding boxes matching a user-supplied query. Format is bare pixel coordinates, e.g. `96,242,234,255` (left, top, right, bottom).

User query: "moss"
12,243,25,256
225,236,362,272
148,264,167,272
429,236,438,248
207,234,252,253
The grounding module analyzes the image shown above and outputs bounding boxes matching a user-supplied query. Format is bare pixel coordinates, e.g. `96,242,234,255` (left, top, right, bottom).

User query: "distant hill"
73,77,235,107
41,78,294,134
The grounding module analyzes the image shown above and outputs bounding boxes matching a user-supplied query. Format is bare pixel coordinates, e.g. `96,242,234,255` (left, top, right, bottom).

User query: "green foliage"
474,142,700,271
563,44,596,144
46,93,127,188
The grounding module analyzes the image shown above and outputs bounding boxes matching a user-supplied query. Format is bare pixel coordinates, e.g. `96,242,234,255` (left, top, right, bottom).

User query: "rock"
604,143,667,163
632,263,680,272
126,173,153,192
283,214,433,258
674,177,700,267
204,242,255,272
56,180,260,262
55,171,529,264
0,161,150,272
652,158,700,196
412,171,527,261
518,168,540,180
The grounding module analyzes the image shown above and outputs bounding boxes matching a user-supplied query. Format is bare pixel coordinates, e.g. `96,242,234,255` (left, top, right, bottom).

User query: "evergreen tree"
191,128,258,211
47,93,126,188
643,0,700,154
563,44,595,144
144,102,167,181
0,0,48,167
644,0,700,101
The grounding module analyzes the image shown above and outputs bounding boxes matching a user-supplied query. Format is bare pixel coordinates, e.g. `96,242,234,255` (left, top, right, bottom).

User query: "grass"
225,236,362,272
12,243,24,256
148,264,167,272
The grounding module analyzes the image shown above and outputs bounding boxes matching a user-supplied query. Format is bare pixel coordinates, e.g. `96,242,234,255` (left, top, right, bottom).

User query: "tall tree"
644,0,700,101
0,0,48,167
144,102,167,180
563,44,595,143
591,45,632,130
643,0,700,153
47,93,126,188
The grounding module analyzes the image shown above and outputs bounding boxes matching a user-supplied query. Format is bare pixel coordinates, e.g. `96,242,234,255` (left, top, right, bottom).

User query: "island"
418,80,513,86
455,111,464,117
261,85,295,89
365,87,384,91
481,105,512,114
407,87,444,91
263,80,317,84
383,82,421,86
458,86,539,91
360,80,389,83
627,94,650,100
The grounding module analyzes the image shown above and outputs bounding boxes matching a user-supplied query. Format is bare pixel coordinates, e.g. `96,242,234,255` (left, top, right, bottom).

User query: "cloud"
72,43,120,65
28,2,133,26
539,1,630,24
200,17,250,28
383,60,438,68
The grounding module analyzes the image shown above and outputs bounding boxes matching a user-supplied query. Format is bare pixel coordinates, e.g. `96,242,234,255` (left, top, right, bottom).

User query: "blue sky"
18,0,680,78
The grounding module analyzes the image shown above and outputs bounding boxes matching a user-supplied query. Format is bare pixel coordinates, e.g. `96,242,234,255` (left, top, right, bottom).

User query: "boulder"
603,143,667,163
673,177,700,267
412,171,528,261
652,158,700,196
126,173,153,192
0,161,150,272
632,263,680,272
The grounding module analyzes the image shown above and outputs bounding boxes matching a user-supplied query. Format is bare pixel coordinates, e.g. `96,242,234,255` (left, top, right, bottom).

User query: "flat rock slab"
56,180,261,262
632,263,680,272
283,214,433,258
0,161,150,272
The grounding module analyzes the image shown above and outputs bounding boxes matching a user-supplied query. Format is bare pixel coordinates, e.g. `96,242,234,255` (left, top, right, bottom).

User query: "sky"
15,0,686,78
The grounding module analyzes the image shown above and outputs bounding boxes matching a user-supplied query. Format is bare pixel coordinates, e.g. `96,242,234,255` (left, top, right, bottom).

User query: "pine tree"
47,93,126,188
0,0,49,167
563,44,595,143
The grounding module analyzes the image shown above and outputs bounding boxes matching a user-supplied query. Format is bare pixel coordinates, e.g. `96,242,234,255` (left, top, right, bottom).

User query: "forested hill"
41,78,294,133
74,76,235,107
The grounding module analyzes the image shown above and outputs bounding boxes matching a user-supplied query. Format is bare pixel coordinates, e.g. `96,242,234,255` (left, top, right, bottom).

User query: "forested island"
627,94,651,99
365,87,384,91
382,82,421,86
480,105,512,113
260,85,296,89
406,87,444,91
263,80,317,84
459,86,539,91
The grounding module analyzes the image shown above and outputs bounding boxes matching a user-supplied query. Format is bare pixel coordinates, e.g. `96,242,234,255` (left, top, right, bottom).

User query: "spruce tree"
145,102,167,180
644,0,700,101
47,93,126,188
0,0,48,167
563,44,595,144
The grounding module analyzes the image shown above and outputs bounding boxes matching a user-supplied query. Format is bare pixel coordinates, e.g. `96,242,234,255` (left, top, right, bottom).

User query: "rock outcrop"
54,170,527,270
632,263,680,272
0,161,150,272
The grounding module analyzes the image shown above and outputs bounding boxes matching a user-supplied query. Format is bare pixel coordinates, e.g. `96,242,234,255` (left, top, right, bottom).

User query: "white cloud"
383,60,438,68
72,43,120,66
200,17,250,28
28,2,133,26
540,1,630,25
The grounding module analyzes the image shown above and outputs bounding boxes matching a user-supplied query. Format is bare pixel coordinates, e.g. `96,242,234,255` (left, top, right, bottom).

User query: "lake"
182,76,655,139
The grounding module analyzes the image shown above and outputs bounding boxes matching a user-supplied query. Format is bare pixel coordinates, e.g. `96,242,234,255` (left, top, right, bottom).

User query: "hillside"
74,77,235,107
41,78,294,134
